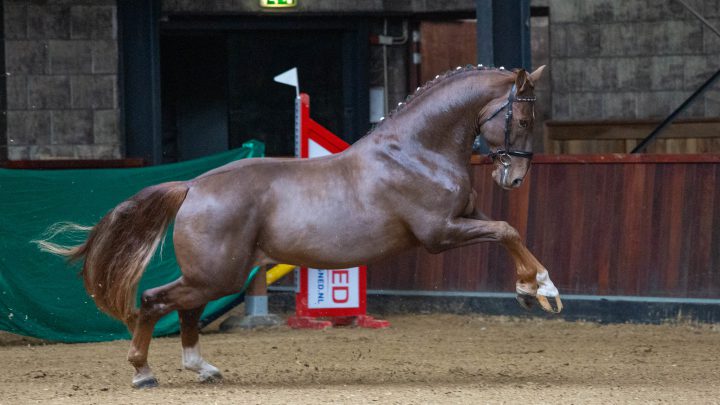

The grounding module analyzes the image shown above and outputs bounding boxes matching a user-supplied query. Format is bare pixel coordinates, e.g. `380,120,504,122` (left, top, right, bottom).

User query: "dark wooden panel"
419,21,477,84
368,155,720,299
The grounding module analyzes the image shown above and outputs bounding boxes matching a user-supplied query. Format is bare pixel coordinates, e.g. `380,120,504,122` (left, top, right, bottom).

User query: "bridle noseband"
478,84,536,167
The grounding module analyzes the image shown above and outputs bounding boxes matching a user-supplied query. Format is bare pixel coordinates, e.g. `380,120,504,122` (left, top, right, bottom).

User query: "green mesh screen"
0,141,264,343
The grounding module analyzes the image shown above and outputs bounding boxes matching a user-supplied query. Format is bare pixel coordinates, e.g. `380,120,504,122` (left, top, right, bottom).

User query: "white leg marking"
182,344,221,381
536,270,559,297
132,365,156,386
516,283,537,296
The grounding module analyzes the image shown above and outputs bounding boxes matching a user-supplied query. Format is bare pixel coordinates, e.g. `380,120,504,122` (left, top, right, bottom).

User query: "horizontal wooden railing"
544,118,720,154
368,154,720,299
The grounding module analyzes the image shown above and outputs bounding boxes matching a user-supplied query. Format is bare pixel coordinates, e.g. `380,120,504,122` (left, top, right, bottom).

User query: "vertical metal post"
295,96,301,158
0,0,7,162
476,0,532,69
475,0,494,66
118,0,162,164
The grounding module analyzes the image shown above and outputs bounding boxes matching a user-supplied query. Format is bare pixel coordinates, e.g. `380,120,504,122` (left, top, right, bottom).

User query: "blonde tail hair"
36,182,189,327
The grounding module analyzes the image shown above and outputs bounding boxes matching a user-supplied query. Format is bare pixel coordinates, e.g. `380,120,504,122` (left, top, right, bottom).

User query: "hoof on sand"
199,371,223,384
132,377,159,389
537,295,563,314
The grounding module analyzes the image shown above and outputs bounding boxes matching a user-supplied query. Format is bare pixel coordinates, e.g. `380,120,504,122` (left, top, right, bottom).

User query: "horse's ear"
514,69,531,93
529,65,546,84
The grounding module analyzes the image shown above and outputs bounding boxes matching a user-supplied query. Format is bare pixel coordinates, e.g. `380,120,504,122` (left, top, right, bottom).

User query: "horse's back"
175,154,414,269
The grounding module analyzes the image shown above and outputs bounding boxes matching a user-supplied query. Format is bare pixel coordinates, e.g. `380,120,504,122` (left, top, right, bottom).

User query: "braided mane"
365,65,513,135
375,65,515,129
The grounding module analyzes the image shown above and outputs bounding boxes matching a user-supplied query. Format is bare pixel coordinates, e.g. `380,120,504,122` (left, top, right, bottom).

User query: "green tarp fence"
0,141,264,343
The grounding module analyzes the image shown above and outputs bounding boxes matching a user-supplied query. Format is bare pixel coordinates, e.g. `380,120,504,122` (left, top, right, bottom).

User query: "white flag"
274,67,299,96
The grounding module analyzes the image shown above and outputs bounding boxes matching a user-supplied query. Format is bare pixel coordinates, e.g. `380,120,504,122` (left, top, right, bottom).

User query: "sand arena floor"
1,313,719,404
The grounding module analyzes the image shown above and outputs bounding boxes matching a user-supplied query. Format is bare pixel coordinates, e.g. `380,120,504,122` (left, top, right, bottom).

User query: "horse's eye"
519,119,529,129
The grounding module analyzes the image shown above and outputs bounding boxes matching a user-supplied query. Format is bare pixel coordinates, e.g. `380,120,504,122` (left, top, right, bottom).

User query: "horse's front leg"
502,232,562,313
426,217,562,313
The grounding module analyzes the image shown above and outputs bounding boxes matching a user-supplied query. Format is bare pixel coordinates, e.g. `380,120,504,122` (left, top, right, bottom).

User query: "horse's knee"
498,221,520,242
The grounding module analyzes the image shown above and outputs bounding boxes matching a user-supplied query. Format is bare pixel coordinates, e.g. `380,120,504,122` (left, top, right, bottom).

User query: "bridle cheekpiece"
478,83,536,167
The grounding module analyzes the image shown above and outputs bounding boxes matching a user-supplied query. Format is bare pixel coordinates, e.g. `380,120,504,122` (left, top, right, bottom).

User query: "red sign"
295,267,367,318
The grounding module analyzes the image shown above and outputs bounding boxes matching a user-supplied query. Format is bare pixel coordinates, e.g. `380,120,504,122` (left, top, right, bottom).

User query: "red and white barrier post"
286,93,389,329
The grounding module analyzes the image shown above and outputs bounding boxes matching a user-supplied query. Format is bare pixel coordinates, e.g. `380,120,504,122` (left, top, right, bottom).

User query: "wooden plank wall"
368,155,720,299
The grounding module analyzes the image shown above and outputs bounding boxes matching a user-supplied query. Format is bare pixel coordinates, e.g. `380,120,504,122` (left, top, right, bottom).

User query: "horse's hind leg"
127,278,211,388
179,306,222,383
127,311,160,388
127,302,162,388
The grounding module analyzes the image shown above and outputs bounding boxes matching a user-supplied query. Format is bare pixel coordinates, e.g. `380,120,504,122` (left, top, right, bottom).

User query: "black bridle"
477,84,536,167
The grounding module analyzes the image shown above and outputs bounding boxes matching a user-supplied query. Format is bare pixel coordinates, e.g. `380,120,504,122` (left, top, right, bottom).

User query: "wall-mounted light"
260,0,297,8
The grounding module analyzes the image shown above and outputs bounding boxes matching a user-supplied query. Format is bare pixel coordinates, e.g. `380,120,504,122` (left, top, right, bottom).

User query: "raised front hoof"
132,377,159,389
537,294,563,314
515,292,535,310
198,370,223,384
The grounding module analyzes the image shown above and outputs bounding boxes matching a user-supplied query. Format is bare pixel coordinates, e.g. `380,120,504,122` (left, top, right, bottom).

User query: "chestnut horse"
39,65,560,388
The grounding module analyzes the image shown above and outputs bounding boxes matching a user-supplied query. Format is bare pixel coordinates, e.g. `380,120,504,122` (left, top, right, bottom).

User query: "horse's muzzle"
493,164,528,190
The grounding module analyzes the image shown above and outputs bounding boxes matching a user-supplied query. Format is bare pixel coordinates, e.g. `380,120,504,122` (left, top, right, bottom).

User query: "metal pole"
475,0,531,69
475,0,494,66
631,67,720,153
676,0,720,39
631,0,720,153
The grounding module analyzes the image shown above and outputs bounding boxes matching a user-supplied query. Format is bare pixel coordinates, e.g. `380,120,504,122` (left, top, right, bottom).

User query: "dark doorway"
160,20,369,160
161,33,229,162
227,30,344,156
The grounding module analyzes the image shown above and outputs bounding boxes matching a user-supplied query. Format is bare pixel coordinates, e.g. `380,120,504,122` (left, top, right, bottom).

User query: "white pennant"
274,67,299,97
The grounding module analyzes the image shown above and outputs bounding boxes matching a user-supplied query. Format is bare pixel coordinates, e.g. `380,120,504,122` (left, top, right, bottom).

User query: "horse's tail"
36,181,189,327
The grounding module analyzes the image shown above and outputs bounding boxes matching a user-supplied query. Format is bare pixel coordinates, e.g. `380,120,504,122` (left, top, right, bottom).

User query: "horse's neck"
388,73,508,164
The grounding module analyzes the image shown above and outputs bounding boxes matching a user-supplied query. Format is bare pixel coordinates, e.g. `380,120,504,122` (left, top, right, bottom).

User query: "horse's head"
476,66,546,190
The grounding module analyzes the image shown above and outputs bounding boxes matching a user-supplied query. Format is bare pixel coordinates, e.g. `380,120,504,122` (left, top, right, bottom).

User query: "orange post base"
287,315,390,329
286,316,332,329
353,315,391,329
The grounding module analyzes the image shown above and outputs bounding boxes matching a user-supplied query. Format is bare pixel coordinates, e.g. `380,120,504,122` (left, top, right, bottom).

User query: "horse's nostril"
512,178,523,187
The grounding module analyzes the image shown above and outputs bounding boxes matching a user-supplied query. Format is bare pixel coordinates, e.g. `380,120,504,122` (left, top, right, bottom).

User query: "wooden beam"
545,118,720,140
471,153,720,165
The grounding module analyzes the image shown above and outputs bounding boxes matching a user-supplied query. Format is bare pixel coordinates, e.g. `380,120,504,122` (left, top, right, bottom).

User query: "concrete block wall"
3,0,121,160
549,0,720,120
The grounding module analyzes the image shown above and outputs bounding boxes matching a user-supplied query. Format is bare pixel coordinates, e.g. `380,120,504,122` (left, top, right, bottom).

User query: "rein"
478,83,536,167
